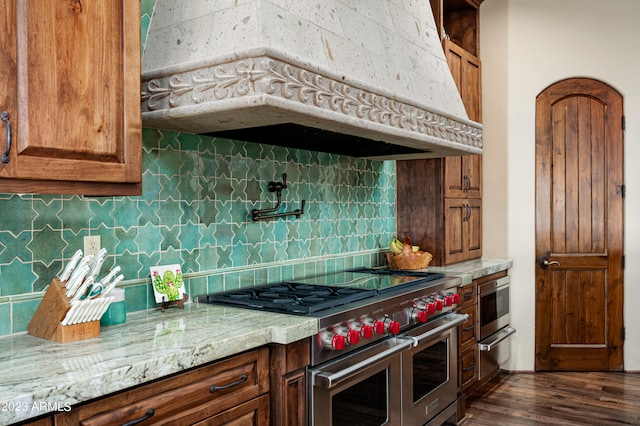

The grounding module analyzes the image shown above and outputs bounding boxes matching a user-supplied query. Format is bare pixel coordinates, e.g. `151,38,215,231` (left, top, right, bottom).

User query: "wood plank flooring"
461,372,640,425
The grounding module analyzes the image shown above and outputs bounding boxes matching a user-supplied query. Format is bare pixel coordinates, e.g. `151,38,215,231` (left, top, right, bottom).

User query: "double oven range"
198,267,467,426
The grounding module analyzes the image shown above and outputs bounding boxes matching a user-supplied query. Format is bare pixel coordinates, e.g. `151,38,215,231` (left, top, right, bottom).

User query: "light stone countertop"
427,258,513,285
0,302,317,425
0,258,511,424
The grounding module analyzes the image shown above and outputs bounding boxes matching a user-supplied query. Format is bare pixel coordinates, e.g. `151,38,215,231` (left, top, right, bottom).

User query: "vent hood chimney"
141,0,482,160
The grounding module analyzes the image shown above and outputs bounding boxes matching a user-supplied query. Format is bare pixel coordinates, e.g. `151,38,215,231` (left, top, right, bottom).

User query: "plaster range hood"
141,0,482,160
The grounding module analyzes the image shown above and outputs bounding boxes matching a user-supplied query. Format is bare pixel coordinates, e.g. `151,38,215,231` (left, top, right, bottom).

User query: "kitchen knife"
59,249,83,283
93,297,114,321
88,249,107,281
65,264,91,298
61,302,80,326
70,301,89,325
99,265,121,287
78,299,97,323
101,274,124,298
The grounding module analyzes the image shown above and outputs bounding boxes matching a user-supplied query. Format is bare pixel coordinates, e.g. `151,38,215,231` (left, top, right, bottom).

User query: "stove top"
197,267,446,316
197,282,375,315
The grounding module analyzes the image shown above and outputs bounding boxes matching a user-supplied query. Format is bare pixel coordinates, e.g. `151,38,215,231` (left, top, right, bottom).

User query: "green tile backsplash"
0,0,397,336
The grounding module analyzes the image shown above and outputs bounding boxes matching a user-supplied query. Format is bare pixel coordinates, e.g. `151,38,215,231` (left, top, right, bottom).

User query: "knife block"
28,278,100,343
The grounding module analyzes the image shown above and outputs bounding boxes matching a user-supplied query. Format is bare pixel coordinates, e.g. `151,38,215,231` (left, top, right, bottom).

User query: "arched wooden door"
535,78,624,371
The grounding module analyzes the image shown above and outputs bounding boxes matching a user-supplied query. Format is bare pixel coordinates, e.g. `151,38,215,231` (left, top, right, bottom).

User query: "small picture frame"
150,264,185,304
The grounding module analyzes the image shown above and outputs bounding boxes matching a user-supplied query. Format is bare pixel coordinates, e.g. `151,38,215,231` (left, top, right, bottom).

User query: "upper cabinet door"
444,155,482,199
0,0,141,195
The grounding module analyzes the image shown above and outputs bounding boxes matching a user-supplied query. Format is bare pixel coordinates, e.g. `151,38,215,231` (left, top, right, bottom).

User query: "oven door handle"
312,338,414,389
407,313,469,347
478,326,516,352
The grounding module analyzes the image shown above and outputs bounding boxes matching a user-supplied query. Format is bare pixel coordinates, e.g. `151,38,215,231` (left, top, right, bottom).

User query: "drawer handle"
463,293,474,300
1,112,10,164
121,408,155,426
462,362,475,372
463,324,475,331
210,374,248,393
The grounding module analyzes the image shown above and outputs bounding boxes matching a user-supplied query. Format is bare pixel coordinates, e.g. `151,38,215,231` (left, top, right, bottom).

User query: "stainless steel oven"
199,267,465,426
309,313,467,426
477,275,516,381
402,314,464,426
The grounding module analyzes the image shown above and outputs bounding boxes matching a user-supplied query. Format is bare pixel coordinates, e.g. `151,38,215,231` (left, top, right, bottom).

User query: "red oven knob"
346,329,360,345
388,321,401,335
413,309,428,323
319,332,345,351
426,301,436,314
435,299,443,311
373,320,386,335
444,294,453,307
453,293,461,305
331,334,345,350
360,324,373,339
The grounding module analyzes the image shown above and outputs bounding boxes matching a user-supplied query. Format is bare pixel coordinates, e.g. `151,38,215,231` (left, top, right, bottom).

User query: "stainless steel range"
198,267,467,426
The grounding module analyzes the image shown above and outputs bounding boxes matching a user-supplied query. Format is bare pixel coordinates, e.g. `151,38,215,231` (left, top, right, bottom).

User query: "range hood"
141,0,482,160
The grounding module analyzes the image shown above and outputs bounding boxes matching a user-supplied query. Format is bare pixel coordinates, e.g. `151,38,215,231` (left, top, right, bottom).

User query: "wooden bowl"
386,251,433,270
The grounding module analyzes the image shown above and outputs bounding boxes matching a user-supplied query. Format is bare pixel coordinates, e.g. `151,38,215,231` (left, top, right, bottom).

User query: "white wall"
480,0,640,371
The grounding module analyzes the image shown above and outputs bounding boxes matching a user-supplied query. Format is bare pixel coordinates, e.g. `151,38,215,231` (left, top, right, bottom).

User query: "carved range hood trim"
141,1,483,160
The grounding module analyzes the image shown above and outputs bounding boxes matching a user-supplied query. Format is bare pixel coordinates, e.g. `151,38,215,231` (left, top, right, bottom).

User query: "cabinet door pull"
210,374,248,393
463,175,471,192
463,324,475,331
462,362,475,372
463,204,471,221
121,408,155,426
1,112,10,164
464,292,474,300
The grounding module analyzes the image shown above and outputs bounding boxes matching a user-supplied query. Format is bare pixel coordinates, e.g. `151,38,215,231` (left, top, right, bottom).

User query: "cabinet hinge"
622,115,626,130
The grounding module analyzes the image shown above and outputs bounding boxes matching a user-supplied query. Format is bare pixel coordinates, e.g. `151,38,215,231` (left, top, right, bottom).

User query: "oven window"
480,286,510,326
331,369,388,425
412,338,448,403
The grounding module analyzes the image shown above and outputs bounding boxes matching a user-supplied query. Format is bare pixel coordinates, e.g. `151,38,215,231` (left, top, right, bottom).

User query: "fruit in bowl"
386,236,433,270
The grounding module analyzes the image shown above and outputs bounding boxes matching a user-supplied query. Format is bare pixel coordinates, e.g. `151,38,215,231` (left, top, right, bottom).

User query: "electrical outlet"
84,235,101,257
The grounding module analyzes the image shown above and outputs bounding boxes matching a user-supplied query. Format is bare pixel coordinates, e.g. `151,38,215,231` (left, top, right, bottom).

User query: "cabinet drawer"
460,345,478,390
458,304,477,347
458,282,477,307
193,394,270,426
58,348,269,426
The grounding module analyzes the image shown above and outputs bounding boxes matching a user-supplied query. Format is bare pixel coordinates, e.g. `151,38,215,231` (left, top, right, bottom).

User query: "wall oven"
309,313,467,426
477,275,516,381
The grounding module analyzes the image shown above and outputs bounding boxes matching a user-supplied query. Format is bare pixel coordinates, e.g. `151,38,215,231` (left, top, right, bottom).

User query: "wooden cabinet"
445,198,482,264
456,270,508,421
0,0,142,195
457,282,478,392
14,416,52,426
396,0,483,266
269,340,310,426
444,40,481,123
54,348,270,426
396,158,482,266
455,280,477,422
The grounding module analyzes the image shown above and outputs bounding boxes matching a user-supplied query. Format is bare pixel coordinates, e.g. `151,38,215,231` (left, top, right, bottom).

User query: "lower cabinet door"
460,344,478,391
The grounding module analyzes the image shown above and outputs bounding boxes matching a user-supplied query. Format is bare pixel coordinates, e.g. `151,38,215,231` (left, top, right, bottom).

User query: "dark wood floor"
461,371,640,425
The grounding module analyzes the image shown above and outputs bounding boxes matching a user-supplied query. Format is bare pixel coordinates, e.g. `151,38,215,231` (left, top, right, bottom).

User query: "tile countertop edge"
0,303,317,425
428,257,513,285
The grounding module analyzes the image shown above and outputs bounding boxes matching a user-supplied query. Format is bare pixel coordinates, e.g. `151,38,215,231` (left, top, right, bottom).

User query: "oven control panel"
314,287,461,362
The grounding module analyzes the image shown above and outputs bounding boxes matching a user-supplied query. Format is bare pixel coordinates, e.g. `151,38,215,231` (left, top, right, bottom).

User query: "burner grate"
198,282,376,314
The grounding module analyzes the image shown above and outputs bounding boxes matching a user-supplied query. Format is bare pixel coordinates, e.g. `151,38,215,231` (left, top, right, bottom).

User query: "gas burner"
198,281,376,314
